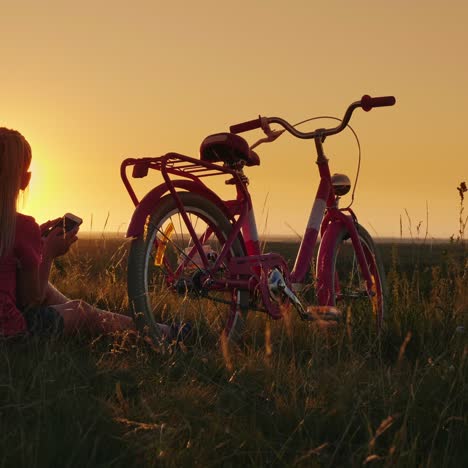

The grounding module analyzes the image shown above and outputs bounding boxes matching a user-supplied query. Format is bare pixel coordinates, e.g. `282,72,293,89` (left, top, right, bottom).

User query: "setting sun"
18,141,64,221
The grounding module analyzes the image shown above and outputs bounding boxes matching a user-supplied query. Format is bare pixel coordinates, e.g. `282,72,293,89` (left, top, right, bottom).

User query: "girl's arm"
16,227,78,307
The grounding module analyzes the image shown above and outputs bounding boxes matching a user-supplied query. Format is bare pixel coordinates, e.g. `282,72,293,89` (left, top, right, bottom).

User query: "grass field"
1,236,466,467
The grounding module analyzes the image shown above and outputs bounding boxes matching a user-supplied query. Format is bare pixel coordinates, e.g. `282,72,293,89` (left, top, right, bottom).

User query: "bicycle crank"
268,268,341,322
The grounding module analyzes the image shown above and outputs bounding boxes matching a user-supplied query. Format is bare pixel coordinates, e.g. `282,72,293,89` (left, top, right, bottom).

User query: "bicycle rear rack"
121,152,243,206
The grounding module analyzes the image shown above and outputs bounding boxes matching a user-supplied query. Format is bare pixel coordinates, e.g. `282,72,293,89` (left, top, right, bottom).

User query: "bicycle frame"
121,135,374,319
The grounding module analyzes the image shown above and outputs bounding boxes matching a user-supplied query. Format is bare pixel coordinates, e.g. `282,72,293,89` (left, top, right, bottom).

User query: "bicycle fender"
315,220,345,306
126,180,235,238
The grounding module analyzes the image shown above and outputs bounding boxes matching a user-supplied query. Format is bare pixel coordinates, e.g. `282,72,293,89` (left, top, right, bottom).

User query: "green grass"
1,237,467,467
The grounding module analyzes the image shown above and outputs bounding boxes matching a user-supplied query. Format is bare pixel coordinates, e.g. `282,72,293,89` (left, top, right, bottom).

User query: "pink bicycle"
121,95,396,341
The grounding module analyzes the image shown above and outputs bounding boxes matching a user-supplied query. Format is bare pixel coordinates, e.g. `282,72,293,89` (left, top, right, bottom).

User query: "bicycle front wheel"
127,192,248,343
317,223,386,331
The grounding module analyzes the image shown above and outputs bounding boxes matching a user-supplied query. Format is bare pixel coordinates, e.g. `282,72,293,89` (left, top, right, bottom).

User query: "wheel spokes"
146,211,236,326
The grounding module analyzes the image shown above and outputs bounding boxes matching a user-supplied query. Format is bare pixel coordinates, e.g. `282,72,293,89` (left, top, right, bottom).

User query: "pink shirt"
0,214,42,336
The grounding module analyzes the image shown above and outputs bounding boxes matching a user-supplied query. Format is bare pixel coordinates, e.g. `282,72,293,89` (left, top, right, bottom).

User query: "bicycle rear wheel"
317,223,386,331
127,192,248,342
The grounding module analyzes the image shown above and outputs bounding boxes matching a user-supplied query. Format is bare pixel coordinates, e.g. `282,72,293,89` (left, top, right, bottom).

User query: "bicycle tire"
127,192,248,342
317,222,387,331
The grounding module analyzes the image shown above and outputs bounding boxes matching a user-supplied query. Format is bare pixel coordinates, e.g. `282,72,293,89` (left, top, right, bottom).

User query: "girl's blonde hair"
0,128,32,257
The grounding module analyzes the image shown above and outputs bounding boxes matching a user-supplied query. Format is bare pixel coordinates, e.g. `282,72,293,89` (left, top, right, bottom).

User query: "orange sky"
2,1,467,238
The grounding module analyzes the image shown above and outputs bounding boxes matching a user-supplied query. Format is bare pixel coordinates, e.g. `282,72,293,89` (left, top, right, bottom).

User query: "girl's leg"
43,283,70,305
53,300,134,334
45,282,172,337
52,299,171,337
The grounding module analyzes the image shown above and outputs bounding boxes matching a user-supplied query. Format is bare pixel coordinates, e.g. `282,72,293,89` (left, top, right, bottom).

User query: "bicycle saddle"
200,133,260,167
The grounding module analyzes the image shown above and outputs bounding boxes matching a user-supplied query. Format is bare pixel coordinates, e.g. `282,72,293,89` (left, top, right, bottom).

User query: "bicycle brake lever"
250,129,285,150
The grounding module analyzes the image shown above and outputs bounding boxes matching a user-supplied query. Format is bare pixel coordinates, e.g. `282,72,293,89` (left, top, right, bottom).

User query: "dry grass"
1,235,467,467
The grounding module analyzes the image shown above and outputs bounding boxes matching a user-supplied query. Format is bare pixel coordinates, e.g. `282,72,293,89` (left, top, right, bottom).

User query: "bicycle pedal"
306,306,342,321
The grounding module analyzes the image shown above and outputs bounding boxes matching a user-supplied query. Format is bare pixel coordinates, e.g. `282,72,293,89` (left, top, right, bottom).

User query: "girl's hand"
40,218,62,237
42,226,79,259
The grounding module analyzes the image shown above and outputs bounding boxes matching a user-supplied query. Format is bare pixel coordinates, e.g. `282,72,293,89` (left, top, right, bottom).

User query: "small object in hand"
42,213,82,237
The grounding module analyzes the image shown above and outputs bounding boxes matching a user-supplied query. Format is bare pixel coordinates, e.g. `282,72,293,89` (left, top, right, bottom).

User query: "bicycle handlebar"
229,117,262,134
361,95,396,111
229,94,396,139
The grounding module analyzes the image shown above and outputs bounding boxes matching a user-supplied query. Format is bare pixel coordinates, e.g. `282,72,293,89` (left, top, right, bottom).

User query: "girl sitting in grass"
0,127,186,340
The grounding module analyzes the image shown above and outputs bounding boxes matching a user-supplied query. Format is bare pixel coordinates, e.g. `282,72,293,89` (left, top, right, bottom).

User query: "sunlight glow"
3,1,468,238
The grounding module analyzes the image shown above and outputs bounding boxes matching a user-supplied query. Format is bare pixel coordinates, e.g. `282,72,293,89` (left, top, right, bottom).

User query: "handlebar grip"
361,95,396,112
230,117,262,134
